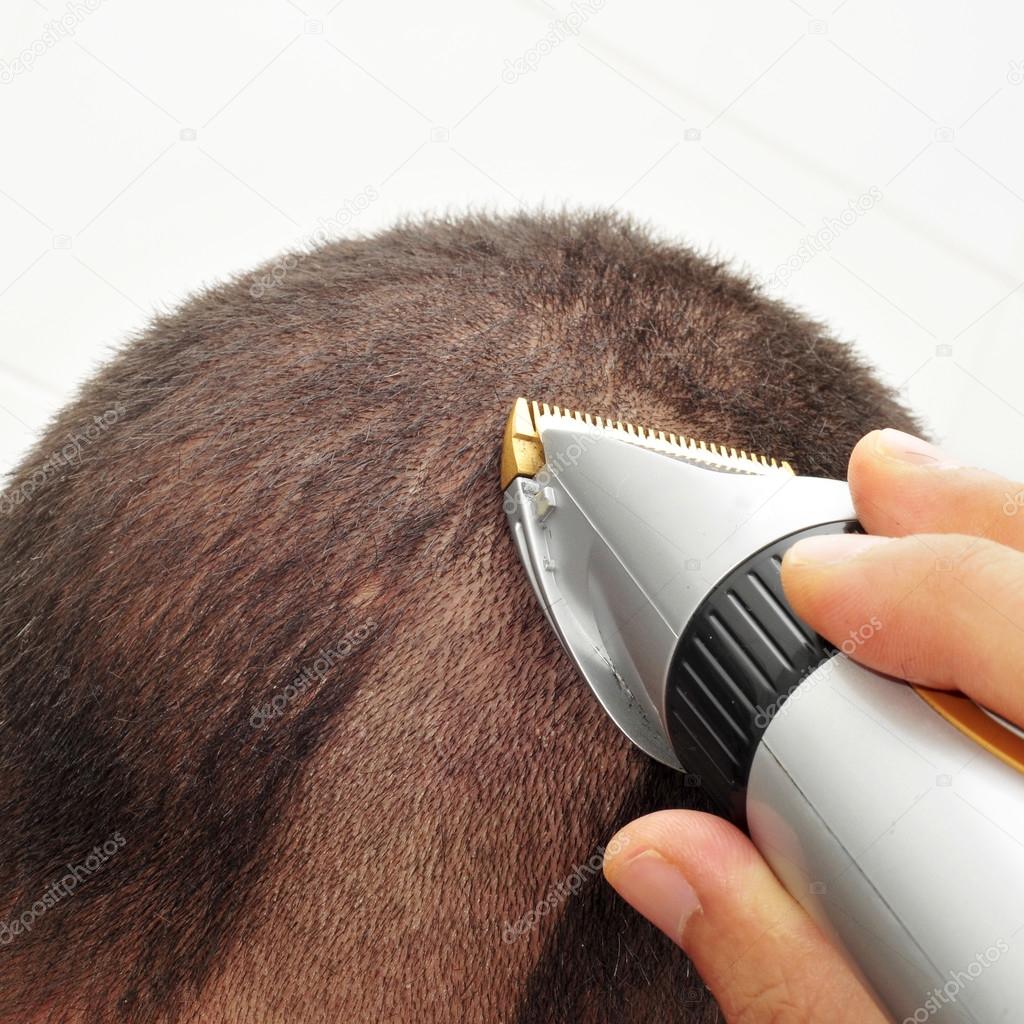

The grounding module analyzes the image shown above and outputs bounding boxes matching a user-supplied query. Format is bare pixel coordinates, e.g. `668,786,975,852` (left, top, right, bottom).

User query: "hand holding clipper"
502,402,1024,1024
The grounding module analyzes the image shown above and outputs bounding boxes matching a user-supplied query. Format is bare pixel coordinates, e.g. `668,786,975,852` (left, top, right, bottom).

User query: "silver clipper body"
501,398,1024,1024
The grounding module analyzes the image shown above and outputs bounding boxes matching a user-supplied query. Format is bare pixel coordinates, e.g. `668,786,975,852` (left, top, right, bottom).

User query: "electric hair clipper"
501,398,1024,1024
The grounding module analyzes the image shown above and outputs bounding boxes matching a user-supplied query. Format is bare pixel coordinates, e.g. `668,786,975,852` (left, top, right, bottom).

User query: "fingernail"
786,533,891,566
875,428,956,467
605,848,701,943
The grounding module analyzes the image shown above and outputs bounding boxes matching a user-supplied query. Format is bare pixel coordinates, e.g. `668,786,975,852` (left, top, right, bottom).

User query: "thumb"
603,810,886,1024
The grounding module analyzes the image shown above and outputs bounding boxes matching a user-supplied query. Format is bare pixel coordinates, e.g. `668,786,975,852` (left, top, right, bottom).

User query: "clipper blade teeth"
520,399,794,477
499,397,795,488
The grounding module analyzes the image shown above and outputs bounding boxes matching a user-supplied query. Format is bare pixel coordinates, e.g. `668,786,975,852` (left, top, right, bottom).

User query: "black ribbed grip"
666,521,860,823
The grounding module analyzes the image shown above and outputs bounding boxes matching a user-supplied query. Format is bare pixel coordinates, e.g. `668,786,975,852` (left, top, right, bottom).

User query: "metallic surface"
499,397,793,490
500,398,546,490
915,687,1024,774
502,404,853,766
749,654,1024,1022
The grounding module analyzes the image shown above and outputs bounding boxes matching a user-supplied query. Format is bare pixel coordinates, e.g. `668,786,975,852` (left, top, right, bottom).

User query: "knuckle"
951,539,1005,583
952,538,1019,591
945,539,1024,617
888,537,1024,686
727,973,814,1024
957,540,1024,627
891,648,945,688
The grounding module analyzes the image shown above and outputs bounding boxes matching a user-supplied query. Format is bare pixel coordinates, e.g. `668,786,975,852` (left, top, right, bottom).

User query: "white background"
2,0,1023,478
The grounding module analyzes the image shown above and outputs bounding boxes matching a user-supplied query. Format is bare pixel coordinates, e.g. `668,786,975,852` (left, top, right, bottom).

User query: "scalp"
0,212,918,1023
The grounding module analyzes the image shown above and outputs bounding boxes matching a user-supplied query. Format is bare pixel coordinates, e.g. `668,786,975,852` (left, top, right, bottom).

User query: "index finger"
781,531,1024,729
849,429,1024,551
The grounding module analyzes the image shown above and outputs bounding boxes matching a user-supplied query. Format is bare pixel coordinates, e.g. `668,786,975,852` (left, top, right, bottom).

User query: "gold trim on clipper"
913,686,1024,776
500,398,546,489
500,396,795,488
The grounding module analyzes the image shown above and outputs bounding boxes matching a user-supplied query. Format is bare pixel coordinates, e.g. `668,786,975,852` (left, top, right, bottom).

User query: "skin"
604,427,1024,1022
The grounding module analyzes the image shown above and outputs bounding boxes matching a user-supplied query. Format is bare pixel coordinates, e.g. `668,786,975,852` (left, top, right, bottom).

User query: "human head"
0,212,917,1022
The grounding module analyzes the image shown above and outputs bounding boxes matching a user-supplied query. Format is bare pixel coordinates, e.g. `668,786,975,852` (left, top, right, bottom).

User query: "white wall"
2,0,1023,476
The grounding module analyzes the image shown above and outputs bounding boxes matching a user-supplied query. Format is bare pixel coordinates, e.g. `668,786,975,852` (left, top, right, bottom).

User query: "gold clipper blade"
499,397,794,489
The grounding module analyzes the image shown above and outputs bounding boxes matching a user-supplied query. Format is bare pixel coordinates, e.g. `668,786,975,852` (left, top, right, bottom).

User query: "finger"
603,811,885,1024
782,531,1024,726
848,429,1024,551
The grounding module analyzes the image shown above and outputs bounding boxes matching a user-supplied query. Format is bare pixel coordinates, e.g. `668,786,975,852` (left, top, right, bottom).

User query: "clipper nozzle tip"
500,397,545,489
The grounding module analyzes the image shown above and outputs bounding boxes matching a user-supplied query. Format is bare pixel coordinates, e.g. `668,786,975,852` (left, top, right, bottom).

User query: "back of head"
0,212,917,1023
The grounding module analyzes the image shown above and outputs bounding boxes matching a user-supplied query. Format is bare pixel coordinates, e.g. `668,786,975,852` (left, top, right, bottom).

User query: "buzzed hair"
0,211,918,1023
